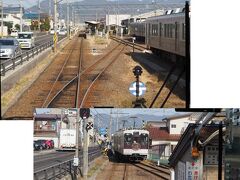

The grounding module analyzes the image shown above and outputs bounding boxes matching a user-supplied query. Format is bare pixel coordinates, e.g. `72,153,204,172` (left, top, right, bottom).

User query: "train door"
175,21,179,52
159,22,162,47
146,23,151,49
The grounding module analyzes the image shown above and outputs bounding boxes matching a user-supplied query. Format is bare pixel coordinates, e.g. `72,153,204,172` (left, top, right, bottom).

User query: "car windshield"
18,34,32,39
0,40,14,46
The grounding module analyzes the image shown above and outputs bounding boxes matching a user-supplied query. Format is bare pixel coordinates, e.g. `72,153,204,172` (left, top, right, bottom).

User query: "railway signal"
80,108,90,119
86,122,93,132
131,66,147,108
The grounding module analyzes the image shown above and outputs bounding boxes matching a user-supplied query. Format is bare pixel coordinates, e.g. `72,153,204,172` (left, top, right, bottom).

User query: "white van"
10,29,18,37
17,32,35,49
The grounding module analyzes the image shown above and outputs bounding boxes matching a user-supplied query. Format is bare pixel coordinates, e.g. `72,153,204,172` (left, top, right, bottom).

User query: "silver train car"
129,9,186,61
112,129,149,161
145,11,185,60
129,22,146,41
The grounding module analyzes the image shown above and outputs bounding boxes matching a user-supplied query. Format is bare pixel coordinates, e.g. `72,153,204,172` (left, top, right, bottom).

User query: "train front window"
140,133,148,146
124,133,132,144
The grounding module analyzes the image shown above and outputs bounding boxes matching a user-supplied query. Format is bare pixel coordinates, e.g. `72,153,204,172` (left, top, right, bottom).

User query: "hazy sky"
2,0,82,8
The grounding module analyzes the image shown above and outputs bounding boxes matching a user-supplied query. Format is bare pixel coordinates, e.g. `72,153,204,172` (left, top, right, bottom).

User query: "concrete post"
83,117,88,179
38,0,40,31
1,0,3,37
54,0,57,52
19,0,23,32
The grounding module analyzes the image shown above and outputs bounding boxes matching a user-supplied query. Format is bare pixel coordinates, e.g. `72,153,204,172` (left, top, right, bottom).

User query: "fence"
1,35,66,76
34,149,101,180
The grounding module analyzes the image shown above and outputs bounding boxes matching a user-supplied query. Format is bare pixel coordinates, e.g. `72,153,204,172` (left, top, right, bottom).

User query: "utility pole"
73,110,80,180
1,0,3,38
67,0,69,38
53,0,57,52
130,116,137,129
19,0,23,32
109,109,112,141
38,0,41,31
83,117,88,180
49,0,51,17
116,109,119,131
72,5,74,26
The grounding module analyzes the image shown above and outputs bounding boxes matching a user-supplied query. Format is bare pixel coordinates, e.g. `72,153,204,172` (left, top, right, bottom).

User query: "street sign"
129,81,146,96
86,122,93,131
99,128,106,135
73,157,79,166
67,109,77,117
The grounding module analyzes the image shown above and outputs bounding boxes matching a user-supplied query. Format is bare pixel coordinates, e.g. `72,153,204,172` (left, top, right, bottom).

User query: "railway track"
44,41,125,108
131,162,170,180
42,38,83,108
2,37,80,118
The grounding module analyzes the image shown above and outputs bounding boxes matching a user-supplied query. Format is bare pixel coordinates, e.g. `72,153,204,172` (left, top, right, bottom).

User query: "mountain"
26,0,185,21
94,113,167,133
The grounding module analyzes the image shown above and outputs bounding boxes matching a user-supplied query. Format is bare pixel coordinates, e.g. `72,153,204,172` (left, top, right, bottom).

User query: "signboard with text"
186,160,200,180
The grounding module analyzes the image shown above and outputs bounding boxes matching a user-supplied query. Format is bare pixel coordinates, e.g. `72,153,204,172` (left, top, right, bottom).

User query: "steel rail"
131,163,170,180
45,42,123,108
46,38,84,108
42,38,81,107
139,162,170,175
80,44,126,107
110,35,146,51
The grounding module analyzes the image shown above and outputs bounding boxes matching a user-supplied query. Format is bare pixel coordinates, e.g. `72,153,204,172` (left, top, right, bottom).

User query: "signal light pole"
1,0,3,38
53,0,58,52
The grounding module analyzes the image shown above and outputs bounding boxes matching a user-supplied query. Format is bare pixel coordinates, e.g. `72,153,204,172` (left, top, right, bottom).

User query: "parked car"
59,29,67,35
10,29,18,38
34,141,40,151
45,140,54,149
50,29,55,35
34,140,48,150
0,38,22,59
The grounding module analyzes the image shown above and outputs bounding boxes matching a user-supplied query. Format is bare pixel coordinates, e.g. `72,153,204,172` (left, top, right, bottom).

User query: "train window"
175,22,178,39
167,24,170,38
124,133,132,144
164,24,167,37
182,23,186,40
159,23,162,37
170,24,173,38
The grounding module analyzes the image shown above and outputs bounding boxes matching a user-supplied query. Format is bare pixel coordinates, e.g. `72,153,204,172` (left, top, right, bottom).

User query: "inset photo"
1,1,190,119
32,108,239,180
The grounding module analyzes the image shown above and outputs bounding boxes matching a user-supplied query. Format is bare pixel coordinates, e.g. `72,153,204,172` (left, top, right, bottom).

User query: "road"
0,34,67,74
34,146,100,172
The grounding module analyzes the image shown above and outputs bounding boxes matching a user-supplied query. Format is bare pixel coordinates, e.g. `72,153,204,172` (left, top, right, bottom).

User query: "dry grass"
1,53,52,109
87,156,108,178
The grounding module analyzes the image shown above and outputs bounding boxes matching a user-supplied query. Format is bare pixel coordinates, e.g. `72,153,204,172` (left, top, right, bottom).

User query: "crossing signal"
80,108,90,119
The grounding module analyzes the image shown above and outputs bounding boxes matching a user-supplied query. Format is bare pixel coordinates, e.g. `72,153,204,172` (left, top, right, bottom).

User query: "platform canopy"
85,21,100,25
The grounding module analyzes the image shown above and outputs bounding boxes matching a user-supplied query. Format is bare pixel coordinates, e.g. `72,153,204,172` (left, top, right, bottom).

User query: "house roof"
164,113,192,120
146,127,181,141
168,124,224,167
85,21,100,25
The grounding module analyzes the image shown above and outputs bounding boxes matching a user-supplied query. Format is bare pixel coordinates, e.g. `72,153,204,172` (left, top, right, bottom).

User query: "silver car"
0,38,22,59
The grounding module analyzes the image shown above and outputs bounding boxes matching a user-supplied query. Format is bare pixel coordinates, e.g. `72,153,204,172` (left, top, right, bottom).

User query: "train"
129,8,186,62
112,129,149,161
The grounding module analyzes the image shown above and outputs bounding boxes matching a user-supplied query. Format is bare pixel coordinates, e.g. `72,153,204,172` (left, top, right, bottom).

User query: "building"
146,113,201,164
106,14,131,35
168,123,225,180
0,13,21,28
34,114,65,148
